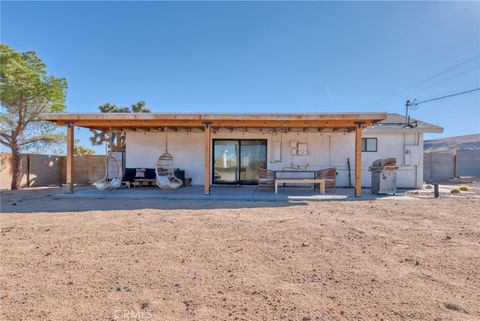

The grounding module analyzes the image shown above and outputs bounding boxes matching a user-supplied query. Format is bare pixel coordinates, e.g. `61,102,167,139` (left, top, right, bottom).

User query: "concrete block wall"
423,152,455,182
455,149,480,177
28,154,63,186
1,154,44,189
424,149,480,182
0,153,105,190
65,155,106,185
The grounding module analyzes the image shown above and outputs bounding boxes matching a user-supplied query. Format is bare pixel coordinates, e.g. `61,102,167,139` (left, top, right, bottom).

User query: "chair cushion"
94,181,109,190
110,178,122,189
123,168,136,181
135,168,146,178
145,168,156,179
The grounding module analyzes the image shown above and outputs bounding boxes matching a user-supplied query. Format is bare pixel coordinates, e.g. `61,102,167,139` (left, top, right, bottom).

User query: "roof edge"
41,112,388,121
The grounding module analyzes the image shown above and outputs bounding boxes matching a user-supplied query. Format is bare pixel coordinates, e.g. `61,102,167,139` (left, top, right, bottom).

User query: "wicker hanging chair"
94,153,122,190
155,128,183,190
94,131,122,191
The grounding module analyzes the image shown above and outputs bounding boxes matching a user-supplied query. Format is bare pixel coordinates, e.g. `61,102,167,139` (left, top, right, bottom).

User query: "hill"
424,134,480,152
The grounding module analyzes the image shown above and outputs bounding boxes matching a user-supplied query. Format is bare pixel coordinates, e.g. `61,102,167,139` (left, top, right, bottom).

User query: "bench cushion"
123,168,136,181
145,168,156,179
123,168,157,181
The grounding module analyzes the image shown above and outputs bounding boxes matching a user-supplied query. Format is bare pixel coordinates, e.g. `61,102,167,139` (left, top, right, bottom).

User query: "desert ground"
1,188,479,321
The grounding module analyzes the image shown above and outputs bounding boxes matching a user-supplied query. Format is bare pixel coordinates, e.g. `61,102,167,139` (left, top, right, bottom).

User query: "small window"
362,138,377,152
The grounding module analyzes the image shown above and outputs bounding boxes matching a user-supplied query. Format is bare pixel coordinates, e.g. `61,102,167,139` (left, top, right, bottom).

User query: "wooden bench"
274,178,325,194
126,178,156,188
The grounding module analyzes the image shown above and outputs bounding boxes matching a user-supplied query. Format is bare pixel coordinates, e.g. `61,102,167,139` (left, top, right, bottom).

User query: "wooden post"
64,123,75,193
203,122,212,195
26,154,30,187
354,123,363,197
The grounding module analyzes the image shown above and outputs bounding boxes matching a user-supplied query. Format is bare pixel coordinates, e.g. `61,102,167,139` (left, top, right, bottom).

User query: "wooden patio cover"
42,112,387,196
42,112,386,130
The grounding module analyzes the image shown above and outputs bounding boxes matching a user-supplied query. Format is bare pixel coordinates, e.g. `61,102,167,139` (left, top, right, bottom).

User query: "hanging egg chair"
94,153,122,191
155,128,183,190
94,131,122,191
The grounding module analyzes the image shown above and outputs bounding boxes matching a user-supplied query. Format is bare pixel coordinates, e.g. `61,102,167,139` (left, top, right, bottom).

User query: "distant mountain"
424,134,480,152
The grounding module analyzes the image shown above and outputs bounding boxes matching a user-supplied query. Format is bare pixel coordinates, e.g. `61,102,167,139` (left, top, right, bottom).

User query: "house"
42,112,442,195
364,113,443,187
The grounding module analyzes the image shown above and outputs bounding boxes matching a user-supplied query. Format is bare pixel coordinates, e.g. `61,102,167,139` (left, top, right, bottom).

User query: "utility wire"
373,64,479,109
414,87,480,105
404,87,480,127
409,64,479,97
364,54,480,108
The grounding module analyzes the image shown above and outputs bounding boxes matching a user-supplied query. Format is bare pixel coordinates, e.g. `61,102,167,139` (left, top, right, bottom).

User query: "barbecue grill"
368,158,399,195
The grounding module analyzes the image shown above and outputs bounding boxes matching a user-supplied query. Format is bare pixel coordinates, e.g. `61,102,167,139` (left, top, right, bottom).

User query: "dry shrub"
459,186,469,191
450,188,461,194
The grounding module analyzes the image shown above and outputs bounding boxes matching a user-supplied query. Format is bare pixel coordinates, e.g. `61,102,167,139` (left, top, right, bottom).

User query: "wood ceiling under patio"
41,112,387,131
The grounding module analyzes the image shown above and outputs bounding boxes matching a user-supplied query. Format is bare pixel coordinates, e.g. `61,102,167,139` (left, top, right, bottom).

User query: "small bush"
450,188,461,194
459,185,469,191
425,184,433,189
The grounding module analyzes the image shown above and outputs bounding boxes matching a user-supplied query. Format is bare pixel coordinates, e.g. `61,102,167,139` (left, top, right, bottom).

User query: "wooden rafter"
42,113,387,130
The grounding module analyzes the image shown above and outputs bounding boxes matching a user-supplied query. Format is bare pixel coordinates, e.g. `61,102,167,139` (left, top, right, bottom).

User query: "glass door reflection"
239,140,267,184
213,139,267,185
213,140,239,184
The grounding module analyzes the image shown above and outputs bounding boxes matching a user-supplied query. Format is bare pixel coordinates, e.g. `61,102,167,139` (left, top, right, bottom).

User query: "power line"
364,54,480,108
404,87,480,127
369,64,480,109
409,64,480,97
414,87,480,105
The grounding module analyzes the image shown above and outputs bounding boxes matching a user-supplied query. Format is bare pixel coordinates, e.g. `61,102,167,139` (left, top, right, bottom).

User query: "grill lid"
369,158,398,171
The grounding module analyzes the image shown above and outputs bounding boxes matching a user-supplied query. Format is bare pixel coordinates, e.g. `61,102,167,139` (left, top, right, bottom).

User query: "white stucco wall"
126,129,425,188
362,130,424,188
126,131,205,185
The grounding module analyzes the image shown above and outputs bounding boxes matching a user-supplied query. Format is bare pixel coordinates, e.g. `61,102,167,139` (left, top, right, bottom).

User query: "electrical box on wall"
298,144,308,156
290,141,297,155
290,141,308,156
405,145,420,166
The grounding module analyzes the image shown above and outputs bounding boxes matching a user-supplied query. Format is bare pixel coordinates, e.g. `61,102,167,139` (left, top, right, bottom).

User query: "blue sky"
1,1,479,153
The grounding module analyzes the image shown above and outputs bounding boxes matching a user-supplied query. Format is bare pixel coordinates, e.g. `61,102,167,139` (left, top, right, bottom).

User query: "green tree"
94,101,150,148
98,103,130,113
0,44,67,190
130,100,150,113
74,140,95,156
98,100,150,113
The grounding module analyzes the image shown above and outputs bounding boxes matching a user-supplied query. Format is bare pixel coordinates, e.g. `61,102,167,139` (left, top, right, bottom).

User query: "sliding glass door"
213,140,239,184
213,139,267,185
239,140,267,184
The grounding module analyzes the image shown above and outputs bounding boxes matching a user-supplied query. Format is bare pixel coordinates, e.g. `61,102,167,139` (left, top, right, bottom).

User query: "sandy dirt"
1,188,479,321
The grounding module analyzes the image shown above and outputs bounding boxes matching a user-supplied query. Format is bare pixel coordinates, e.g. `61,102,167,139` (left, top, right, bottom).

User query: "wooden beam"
203,122,212,195
64,123,74,193
354,123,363,197
43,117,383,131
42,112,387,122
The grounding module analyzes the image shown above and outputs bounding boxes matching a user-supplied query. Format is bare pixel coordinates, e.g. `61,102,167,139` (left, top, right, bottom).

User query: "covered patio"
53,185,416,202
42,112,388,197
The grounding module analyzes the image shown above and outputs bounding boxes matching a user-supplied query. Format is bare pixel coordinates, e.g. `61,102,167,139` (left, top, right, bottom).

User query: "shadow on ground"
1,185,417,214
1,186,307,213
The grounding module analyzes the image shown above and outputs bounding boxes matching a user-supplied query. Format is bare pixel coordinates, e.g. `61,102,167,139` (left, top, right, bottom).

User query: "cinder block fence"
0,153,105,190
423,149,480,182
